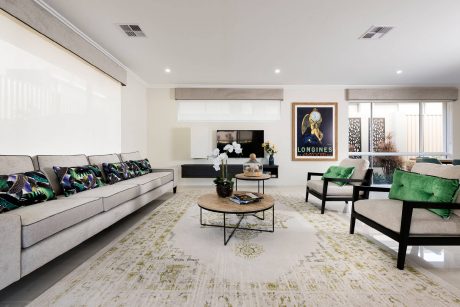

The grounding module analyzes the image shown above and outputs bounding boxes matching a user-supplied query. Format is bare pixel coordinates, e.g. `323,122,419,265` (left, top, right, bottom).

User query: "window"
177,100,281,121
348,101,448,184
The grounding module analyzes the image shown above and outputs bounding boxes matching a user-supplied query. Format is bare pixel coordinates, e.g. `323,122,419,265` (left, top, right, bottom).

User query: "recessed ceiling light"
274,69,281,74
164,68,171,73
396,70,403,75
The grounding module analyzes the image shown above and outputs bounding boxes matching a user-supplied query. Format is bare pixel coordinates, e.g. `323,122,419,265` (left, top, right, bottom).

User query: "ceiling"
43,0,460,86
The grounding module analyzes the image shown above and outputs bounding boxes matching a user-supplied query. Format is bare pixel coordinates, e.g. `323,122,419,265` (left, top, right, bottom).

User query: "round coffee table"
234,173,271,194
197,192,275,245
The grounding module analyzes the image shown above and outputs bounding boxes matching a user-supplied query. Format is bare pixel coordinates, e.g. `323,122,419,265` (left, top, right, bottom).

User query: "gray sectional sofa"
0,151,178,291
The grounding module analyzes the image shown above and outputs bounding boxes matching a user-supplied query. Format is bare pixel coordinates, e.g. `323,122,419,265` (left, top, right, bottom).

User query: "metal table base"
200,206,275,245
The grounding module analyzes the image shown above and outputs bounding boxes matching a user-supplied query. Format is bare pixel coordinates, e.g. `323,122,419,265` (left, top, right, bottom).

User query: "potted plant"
209,142,242,197
262,141,278,166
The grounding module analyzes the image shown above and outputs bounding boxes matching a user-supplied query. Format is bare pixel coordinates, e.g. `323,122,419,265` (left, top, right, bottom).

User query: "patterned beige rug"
29,190,460,306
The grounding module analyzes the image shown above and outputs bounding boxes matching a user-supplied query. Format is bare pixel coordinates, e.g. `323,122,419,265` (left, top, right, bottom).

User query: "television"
216,130,265,158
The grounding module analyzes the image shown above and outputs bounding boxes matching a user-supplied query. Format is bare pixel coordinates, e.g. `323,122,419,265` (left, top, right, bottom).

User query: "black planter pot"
216,184,233,197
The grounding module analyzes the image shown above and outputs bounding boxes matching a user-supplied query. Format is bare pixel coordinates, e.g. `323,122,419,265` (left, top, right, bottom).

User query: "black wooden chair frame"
306,169,373,214
350,185,460,270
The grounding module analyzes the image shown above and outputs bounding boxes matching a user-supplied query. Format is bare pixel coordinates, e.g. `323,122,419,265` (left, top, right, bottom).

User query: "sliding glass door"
348,101,448,184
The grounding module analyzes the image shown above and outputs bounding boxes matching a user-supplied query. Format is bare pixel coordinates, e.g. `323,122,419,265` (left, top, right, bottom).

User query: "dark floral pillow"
130,159,152,176
53,165,105,197
125,161,141,178
0,171,56,213
102,162,133,184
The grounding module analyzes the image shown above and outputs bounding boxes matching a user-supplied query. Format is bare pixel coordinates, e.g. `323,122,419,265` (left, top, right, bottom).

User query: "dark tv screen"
216,130,264,158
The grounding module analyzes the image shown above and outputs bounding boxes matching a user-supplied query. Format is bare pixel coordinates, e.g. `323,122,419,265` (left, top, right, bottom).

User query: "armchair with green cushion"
350,165,460,270
306,158,373,214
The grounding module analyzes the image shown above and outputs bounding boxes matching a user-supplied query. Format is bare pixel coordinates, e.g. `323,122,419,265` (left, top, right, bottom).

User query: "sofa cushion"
67,183,140,211
307,179,354,197
125,172,173,194
4,197,103,248
130,159,153,176
0,171,55,213
37,155,89,195
53,165,105,197
102,162,134,184
389,169,459,218
0,155,35,174
125,161,142,178
120,151,142,161
322,166,355,186
354,199,460,235
87,154,121,181
411,163,460,216
339,158,369,181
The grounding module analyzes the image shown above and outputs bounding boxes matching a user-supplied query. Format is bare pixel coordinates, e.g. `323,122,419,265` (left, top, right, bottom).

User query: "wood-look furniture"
197,193,275,245
182,164,279,178
235,173,271,194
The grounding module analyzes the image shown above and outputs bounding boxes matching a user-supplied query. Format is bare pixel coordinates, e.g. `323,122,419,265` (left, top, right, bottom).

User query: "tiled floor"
0,186,459,306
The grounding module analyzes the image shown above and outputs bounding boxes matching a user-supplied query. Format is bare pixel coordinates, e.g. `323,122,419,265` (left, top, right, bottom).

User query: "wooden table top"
197,192,274,214
235,173,271,180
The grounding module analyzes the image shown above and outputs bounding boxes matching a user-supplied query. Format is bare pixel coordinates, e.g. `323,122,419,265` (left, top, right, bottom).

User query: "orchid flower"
223,144,234,153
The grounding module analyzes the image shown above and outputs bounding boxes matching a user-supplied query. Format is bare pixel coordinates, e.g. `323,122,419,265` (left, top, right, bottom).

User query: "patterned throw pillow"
125,161,141,178
102,162,132,184
130,159,153,176
0,171,56,213
53,165,105,197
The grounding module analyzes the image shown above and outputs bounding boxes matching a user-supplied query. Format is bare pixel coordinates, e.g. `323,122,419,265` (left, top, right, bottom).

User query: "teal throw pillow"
0,171,56,213
53,165,105,197
389,169,459,218
322,166,355,186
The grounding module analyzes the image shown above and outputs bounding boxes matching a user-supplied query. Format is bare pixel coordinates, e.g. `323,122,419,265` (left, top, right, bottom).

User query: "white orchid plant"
209,142,242,186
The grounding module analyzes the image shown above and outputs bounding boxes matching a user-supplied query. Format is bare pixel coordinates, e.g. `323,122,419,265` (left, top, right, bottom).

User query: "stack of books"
229,192,263,205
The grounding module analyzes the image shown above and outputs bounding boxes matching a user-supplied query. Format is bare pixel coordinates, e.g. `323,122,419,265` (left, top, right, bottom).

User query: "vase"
216,183,233,197
269,154,275,166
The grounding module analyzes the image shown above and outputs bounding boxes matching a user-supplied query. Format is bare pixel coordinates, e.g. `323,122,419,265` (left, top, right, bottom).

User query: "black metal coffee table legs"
200,207,275,245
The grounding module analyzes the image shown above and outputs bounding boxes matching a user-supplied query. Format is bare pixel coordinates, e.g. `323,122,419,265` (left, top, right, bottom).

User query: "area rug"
29,190,460,306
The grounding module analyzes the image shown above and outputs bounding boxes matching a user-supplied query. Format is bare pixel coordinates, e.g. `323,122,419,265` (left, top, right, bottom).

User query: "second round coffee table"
197,192,274,245
235,173,271,194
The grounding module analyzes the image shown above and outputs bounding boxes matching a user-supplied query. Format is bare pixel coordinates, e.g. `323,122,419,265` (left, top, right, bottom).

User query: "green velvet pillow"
322,166,355,186
389,169,460,218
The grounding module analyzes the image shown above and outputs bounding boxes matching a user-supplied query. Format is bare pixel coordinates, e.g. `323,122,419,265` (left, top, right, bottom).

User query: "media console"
181,164,279,178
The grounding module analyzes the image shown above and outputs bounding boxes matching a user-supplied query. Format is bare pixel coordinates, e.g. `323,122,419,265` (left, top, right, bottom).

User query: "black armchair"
351,185,460,270
306,168,373,214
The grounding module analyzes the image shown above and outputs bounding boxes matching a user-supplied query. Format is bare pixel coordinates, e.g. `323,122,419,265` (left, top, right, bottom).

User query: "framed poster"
292,102,338,161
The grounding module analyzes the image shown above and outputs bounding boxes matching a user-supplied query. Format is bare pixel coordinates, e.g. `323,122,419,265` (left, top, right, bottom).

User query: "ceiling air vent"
118,24,146,37
359,26,393,39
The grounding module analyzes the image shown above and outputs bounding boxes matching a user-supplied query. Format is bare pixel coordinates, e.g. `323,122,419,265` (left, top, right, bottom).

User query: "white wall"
452,98,460,159
0,10,121,155
147,86,349,185
121,71,148,156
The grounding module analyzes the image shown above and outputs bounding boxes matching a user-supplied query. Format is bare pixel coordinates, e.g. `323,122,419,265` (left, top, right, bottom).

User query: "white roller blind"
177,100,281,121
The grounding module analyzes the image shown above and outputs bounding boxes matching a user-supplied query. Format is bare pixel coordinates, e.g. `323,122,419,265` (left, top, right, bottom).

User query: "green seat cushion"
389,169,459,218
0,171,56,213
322,166,355,186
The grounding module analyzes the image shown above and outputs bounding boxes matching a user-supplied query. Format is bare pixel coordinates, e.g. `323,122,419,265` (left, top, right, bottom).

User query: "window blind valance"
175,88,284,101
345,88,458,102
0,0,127,85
